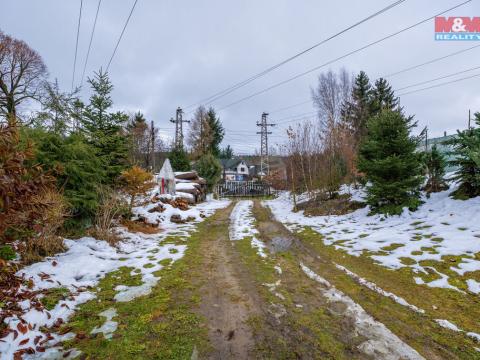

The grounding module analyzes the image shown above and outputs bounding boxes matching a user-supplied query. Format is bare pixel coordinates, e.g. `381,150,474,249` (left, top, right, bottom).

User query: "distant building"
418,131,458,172
220,158,250,181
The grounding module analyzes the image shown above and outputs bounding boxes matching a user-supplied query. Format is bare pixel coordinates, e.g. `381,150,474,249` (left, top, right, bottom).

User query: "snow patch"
91,308,118,339
229,201,267,258
300,263,424,360
335,264,425,314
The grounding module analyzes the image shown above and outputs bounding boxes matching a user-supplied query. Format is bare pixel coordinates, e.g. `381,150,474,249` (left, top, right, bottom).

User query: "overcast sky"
1,0,479,154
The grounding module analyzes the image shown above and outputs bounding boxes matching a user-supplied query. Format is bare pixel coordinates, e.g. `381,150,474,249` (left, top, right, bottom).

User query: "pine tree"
169,147,190,171
81,70,129,183
447,112,480,199
206,107,225,157
358,110,424,215
372,78,399,113
425,144,449,194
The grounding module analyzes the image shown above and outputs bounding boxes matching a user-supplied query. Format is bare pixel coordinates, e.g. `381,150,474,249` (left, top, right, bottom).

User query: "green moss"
41,287,70,310
410,221,424,226
381,243,405,251
358,233,369,238
399,257,417,266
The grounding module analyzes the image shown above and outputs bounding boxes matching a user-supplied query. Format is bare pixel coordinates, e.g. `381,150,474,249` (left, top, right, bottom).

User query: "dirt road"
61,200,480,359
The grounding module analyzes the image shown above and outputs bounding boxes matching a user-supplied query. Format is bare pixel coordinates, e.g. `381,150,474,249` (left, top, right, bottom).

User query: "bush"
120,166,156,211
88,187,128,245
0,245,16,261
194,153,222,191
25,129,104,224
22,189,68,264
0,123,56,244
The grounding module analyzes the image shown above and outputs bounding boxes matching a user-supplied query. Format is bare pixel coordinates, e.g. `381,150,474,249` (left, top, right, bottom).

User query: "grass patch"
381,243,405,251
41,287,70,311
59,214,223,359
293,226,480,359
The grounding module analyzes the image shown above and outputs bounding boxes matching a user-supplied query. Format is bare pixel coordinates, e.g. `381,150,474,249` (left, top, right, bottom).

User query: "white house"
220,158,250,181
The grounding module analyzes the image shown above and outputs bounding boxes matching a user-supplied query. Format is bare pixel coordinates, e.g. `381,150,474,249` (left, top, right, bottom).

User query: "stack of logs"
174,171,207,204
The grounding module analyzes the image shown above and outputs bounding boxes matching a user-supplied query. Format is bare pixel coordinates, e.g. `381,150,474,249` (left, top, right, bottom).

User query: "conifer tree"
341,71,374,141
371,78,399,113
30,129,104,224
425,144,449,194
206,107,225,157
81,70,129,183
195,153,222,190
169,147,190,171
447,112,480,199
219,145,234,159
358,109,424,215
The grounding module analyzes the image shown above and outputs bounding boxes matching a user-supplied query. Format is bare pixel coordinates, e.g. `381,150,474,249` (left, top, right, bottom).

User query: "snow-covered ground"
0,190,229,360
265,185,480,294
229,200,267,258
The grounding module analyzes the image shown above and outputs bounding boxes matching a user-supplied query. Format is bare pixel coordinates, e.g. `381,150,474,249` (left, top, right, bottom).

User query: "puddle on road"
270,236,293,253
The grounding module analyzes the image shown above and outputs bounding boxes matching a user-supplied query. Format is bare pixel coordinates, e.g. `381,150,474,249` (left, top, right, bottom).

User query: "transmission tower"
256,112,275,177
170,107,190,149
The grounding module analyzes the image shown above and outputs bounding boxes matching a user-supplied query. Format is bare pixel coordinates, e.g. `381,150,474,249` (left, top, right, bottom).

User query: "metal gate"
215,181,271,197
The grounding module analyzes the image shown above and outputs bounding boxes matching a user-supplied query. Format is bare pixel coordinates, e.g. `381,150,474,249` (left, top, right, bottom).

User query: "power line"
218,0,472,111
259,44,480,118
396,64,480,92
80,0,102,88
185,0,408,110
269,99,313,114
71,0,83,91
383,44,480,78
106,0,139,72
398,72,480,97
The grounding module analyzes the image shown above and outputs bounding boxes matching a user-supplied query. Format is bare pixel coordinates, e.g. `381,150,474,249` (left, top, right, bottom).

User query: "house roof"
220,158,245,169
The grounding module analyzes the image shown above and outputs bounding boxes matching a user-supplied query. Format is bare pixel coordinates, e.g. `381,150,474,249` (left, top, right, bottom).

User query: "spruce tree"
425,144,449,194
169,147,190,171
206,107,225,157
447,112,480,199
195,153,222,190
81,70,129,183
341,71,374,141
25,129,104,226
358,110,424,215
372,78,399,113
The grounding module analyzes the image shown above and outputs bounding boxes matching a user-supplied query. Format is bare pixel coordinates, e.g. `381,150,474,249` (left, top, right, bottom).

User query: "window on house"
240,167,245,172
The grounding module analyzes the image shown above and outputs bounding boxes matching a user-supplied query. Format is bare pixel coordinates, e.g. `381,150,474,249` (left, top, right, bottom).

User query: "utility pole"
256,112,275,177
469,109,471,129
150,120,155,172
170,107,190,149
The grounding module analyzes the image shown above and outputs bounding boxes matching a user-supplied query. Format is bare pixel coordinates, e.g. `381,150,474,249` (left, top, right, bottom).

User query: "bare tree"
188,106,213,158
311,68,352,130
0,31,48,125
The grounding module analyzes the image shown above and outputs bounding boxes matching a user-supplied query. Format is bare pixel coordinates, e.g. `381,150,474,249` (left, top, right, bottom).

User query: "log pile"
174,171,207,204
